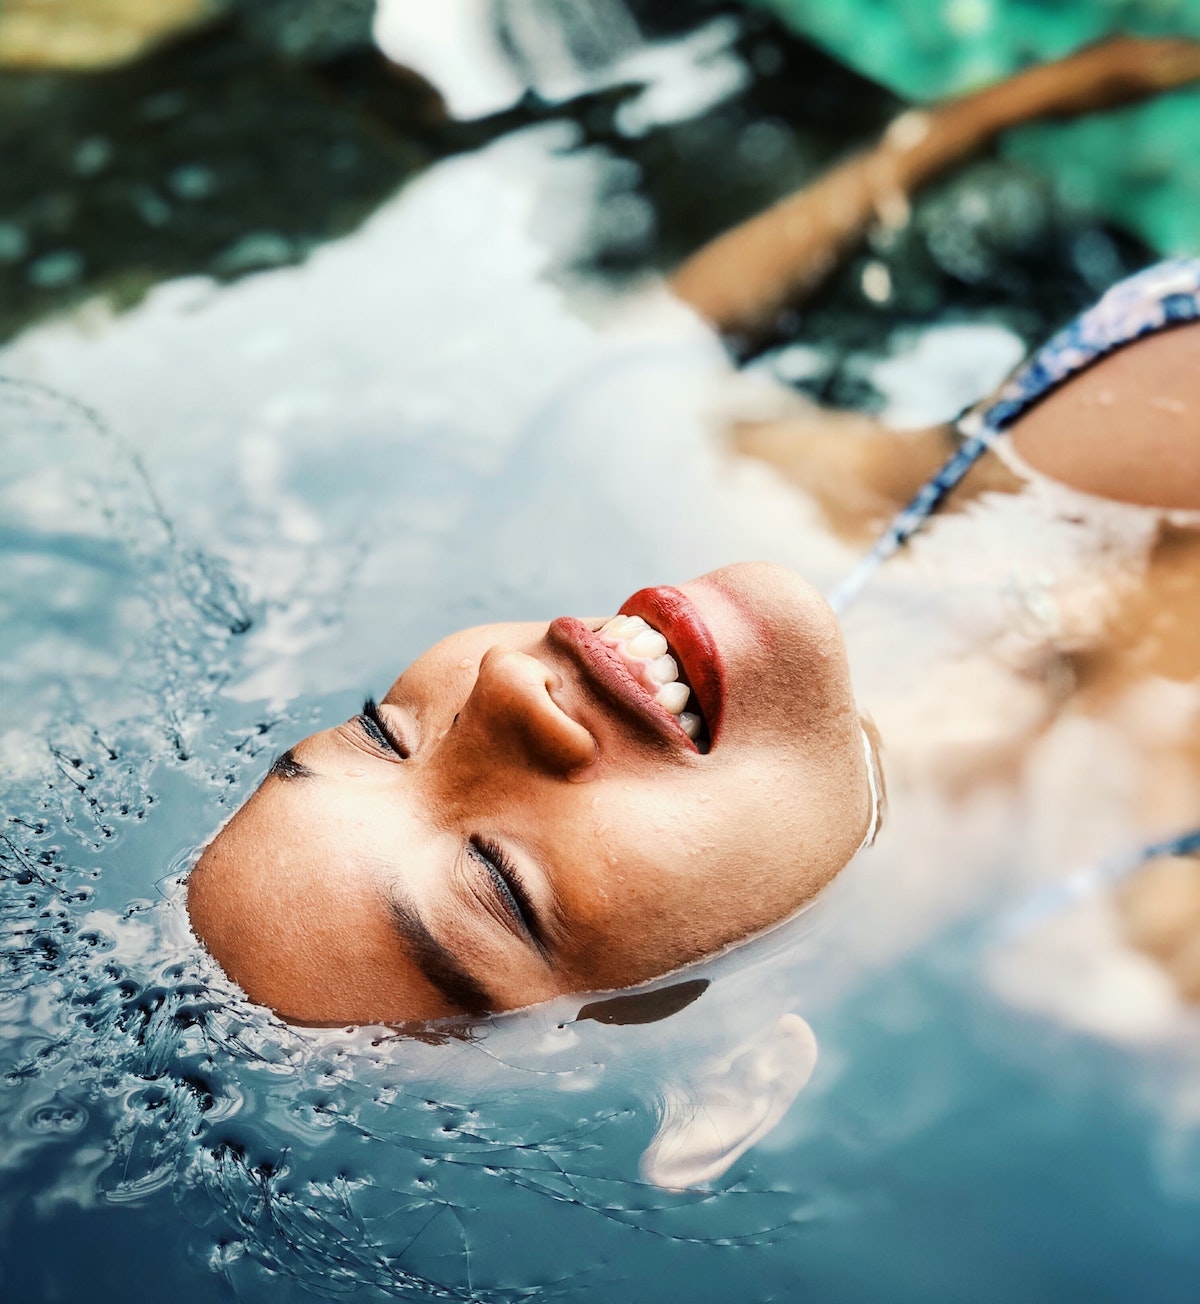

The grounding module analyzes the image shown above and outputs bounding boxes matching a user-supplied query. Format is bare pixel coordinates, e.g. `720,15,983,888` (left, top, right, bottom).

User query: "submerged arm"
735,317,1200,538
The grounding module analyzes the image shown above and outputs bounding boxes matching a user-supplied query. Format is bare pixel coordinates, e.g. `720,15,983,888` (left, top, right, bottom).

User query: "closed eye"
468,837,547,956
356,697,410,759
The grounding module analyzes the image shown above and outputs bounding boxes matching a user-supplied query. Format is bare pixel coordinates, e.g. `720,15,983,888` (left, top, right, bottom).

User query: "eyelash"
357,697,410,758
468,836,542,950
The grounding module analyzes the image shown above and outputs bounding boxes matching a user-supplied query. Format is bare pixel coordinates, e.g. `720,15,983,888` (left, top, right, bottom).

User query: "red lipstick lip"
547,617,699,753
618,585,725,745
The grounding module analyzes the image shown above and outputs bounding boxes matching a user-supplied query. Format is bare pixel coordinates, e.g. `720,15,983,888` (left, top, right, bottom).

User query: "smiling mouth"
593,613,707,741
547,586,724,754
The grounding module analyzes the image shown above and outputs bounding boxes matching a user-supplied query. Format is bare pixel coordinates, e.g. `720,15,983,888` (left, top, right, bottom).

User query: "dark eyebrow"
388,895,495,1017
267,748,315,781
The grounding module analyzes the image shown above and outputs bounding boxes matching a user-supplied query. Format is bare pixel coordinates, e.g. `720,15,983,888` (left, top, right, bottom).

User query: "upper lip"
545,585,725,755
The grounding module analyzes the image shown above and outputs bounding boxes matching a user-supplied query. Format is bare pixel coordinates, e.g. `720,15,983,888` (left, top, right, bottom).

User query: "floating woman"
187,36,1200,1028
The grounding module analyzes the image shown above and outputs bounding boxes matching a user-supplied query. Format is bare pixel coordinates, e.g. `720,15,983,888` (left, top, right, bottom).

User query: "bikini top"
830,257,1200,614
831,257,1200,921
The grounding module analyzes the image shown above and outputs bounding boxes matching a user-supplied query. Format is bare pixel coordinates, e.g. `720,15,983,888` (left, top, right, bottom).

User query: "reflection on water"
2,4,1199,1302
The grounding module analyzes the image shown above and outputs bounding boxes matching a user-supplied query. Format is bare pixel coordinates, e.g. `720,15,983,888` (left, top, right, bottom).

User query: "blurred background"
4,0,1199,350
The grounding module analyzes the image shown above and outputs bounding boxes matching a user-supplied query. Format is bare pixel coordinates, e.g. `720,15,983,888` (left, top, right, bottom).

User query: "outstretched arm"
673,36,1200,338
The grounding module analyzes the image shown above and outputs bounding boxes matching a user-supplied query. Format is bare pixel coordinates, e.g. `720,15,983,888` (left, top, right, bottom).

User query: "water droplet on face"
457,657,473,670
344,767,365,778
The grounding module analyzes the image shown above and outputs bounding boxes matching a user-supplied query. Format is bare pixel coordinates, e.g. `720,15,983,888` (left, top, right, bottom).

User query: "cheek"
573,780,749,929
547,765,847,985
613,760,848,933
386,659,475,730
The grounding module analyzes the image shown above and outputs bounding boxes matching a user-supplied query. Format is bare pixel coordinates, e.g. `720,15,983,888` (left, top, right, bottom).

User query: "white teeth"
600,614,646,639
627,629,668,659
648,653,678,684
656,681,690,714
679,711,702,740
598,613,707,740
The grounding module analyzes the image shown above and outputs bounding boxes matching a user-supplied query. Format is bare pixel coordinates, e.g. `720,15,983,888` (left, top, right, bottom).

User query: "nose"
449,645,597,777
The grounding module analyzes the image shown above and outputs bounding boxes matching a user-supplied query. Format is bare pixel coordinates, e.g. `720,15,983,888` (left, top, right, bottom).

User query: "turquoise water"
3,5,1199,1300
753,0,1200,253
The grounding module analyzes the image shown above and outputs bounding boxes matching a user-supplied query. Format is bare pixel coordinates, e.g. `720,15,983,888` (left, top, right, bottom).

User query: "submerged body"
739,264,1200,1010
189,41,1200,1029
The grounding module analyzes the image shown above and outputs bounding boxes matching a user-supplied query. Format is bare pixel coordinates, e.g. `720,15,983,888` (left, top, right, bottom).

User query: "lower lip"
618,585,725,742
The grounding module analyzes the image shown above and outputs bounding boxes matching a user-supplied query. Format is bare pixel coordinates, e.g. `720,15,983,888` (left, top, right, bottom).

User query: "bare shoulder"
1008,320,1200,512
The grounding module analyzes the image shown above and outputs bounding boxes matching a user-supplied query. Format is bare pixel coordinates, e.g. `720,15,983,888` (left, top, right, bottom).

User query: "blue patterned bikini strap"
828,258,1200,910
996,827,1200,939
828,257,1200,617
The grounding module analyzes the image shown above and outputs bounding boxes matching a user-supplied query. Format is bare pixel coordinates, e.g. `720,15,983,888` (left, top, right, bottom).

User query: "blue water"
3,7,1200,1302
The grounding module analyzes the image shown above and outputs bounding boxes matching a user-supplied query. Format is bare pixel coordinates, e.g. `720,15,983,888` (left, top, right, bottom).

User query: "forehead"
245,748,437,868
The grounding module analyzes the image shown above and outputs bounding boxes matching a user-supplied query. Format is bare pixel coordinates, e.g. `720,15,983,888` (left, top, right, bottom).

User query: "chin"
684,563,857,742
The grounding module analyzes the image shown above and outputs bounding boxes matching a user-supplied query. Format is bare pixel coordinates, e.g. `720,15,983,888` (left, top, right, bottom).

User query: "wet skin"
187,562,873,1026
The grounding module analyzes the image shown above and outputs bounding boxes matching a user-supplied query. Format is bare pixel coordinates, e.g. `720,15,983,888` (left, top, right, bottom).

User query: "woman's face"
187,563,872,1025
